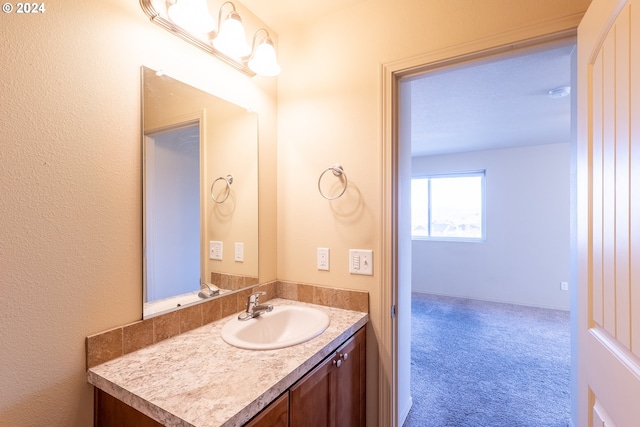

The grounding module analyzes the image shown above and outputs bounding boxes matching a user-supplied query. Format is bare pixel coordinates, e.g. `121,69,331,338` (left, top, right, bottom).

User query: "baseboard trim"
399,395,413,426
410,289,570,311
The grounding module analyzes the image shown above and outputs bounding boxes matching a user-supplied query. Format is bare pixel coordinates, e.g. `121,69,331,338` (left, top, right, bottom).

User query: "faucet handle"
246,291,266,311
249,291,266,301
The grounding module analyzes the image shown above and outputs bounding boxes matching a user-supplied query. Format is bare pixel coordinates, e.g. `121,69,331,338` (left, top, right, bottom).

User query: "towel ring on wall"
211,175,233,204
318,164,348,200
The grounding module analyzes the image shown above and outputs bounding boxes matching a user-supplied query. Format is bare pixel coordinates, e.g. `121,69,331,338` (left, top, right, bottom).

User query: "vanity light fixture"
140,0,281,77
248,29,281,76
212,2,251,58
167,0,215,34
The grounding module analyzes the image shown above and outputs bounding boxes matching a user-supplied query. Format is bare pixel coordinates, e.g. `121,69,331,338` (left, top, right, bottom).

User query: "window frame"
411,170,486,242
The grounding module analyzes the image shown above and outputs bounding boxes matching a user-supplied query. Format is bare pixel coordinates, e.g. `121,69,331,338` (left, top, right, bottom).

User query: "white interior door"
577,0,640,425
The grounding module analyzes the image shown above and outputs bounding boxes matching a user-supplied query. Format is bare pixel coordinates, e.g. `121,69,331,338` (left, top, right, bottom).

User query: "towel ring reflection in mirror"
211,174,233,203
318,164,348,200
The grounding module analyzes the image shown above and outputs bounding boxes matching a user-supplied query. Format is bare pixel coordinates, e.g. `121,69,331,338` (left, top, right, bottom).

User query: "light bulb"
248,40,281,76
167,0,215,34
212,13,251,58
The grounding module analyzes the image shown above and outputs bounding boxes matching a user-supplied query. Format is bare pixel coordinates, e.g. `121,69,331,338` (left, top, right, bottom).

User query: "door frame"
380,13,584,427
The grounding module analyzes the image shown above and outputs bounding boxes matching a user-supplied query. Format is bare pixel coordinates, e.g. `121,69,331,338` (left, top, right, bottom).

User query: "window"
411,171,485,240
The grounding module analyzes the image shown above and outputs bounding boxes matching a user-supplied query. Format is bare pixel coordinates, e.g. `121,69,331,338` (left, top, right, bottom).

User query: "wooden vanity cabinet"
244,392,289,427
289,326,366,427
94,327,365,427
244,326,366,427
94,388,163,427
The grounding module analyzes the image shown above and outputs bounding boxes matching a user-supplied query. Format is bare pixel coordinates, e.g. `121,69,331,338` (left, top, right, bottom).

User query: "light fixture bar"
139,0,256,77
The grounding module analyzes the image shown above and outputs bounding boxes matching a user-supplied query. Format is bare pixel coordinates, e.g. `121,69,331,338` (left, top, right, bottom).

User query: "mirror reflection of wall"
142,66,259,319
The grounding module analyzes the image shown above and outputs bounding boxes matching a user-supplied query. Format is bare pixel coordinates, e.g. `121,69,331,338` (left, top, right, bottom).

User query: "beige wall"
276,1,590,425
0,0,276,425
1,0,591,426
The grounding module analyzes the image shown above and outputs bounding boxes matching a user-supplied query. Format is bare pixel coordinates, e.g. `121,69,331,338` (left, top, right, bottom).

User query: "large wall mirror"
142,66,259,318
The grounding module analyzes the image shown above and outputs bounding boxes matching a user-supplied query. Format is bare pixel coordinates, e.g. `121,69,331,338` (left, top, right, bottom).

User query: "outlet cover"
234,243,244,262
317,247,329,271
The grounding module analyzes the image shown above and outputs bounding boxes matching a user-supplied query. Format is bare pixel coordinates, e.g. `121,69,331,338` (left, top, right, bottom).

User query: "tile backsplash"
86,281,368,369
210,272,259,291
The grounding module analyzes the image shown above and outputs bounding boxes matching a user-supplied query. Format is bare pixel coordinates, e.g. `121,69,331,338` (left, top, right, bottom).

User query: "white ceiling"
405,42,575,157
240,0,367,32
239,1,574,158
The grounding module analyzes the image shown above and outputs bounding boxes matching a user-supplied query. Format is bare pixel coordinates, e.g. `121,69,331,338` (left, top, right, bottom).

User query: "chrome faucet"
238,291,273,320
199,282,220,299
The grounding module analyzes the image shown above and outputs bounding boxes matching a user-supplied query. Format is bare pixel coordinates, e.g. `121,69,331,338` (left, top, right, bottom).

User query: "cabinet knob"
341,352,348,361
333,359,342,368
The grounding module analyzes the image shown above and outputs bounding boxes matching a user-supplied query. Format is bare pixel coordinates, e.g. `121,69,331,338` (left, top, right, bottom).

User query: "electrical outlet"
235,242,244,262
209,241,223,260
560,281,569,291
317,247,329,271
349,249,373,275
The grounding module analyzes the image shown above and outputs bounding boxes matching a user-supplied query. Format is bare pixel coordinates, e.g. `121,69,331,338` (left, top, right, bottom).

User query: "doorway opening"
144,122,201,303
396,39,577,427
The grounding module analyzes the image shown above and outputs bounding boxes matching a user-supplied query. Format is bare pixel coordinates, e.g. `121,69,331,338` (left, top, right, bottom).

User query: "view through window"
411,171,485,240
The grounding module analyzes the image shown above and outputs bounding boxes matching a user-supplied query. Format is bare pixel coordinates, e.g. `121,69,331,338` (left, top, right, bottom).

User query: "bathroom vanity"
244,326,365,427
88,299,368,427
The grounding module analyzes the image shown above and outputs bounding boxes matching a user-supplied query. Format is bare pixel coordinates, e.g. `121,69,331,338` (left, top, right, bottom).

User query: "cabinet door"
244,392,289,427
94,389,163,427
290,352,337,427
290,327,366,427
335,328,366,427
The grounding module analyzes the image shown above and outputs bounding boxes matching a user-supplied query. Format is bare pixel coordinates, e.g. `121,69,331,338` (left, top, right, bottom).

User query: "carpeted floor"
403,293,570,427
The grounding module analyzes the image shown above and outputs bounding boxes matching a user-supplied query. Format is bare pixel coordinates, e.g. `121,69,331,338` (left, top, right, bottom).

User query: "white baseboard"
399,395,413,427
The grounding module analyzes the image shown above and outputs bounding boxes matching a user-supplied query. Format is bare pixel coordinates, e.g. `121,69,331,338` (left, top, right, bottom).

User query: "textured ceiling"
402,43,574,156
405,41,575,157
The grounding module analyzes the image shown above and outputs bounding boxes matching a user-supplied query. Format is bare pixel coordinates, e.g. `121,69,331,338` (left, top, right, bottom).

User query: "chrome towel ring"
318,164,347,200
211,174,233,203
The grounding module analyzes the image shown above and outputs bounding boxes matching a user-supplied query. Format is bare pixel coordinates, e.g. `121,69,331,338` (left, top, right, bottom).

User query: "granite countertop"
87,298,369,427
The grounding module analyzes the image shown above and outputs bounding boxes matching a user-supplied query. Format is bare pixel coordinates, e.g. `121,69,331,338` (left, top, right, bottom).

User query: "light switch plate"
209,241,223,260
349,249,373,275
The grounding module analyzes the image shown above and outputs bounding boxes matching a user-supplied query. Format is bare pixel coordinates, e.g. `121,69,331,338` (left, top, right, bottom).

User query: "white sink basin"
221,305,331,350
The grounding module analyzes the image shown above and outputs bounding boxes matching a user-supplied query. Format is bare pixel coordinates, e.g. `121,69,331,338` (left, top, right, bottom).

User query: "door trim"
380,13,584,427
